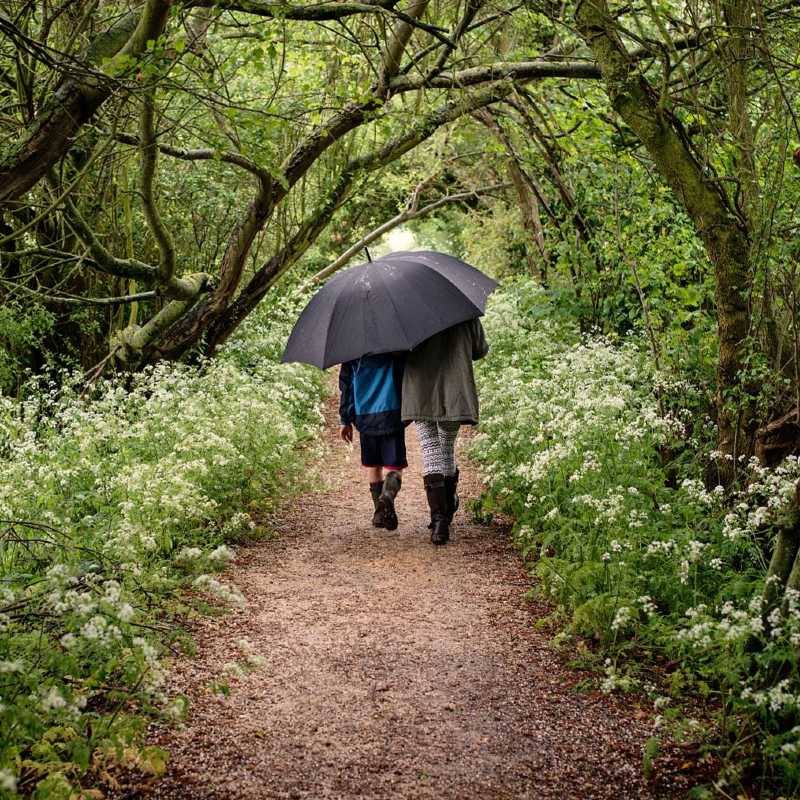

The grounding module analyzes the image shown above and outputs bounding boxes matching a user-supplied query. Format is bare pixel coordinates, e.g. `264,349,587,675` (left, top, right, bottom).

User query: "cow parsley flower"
0,769,17,792
612,606,634,631
40,686,67,711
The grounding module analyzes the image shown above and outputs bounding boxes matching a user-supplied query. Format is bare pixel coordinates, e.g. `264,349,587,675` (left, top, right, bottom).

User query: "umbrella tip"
365,247,373,262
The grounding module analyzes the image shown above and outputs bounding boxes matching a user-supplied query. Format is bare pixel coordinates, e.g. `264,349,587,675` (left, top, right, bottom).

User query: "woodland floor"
122,393,704,800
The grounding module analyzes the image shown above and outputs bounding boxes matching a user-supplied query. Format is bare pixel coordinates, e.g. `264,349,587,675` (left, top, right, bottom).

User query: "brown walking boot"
370,481,386,528
445,468,460,524
428,468,460,529
376,470,402,531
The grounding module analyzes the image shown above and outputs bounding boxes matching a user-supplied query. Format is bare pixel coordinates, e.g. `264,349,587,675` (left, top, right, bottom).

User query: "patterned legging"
415,420,461,477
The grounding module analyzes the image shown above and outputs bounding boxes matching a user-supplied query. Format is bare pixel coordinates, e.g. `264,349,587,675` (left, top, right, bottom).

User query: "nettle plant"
0,299,324,796
472,280,800,790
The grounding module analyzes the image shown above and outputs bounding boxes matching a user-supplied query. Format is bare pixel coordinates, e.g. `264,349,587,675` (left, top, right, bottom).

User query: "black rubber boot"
428,468,460,529
370,481,386,528
424,473,449,545
444,468,460,524
377,470,402,531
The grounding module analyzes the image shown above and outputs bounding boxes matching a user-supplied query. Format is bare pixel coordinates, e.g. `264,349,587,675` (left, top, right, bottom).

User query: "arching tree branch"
113,133,274,184
175,81,517,357
186,0,398,20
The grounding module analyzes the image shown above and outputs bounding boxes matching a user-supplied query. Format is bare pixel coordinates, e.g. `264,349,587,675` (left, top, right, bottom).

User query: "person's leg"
415,421,449,545
438,422,461,524
365,466,383,484
361,434,386,528
369,476,385,527
416,420,443,476
420,422,460,529
437,421,460,476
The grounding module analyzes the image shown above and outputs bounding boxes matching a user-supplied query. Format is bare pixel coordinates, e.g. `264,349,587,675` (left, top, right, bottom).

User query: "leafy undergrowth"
0,293,325,798
472,279,800,798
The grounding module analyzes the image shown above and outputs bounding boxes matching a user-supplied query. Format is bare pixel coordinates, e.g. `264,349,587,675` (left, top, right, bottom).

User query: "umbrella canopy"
282,250,497,369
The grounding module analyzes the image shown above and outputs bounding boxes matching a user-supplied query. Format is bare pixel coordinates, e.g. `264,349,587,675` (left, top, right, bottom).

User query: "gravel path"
136,394,692,800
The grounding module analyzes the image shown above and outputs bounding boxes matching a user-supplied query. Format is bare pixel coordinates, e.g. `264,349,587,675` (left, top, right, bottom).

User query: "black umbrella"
281,250,496,369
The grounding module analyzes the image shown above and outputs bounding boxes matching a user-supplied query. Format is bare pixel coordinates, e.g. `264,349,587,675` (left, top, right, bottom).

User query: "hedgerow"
472,279,800,795
0,294,325,798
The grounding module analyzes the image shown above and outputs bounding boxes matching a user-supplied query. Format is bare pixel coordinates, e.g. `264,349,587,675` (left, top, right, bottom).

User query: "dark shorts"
359,430,407,469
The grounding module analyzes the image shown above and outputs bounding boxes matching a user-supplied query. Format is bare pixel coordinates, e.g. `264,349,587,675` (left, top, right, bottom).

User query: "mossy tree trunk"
575,0,755,475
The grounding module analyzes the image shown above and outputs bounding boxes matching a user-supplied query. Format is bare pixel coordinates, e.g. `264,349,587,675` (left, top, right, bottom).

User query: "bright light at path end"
387,227,417,251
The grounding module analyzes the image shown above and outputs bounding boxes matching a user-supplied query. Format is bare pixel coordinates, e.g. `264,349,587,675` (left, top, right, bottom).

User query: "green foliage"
472,280,800,796
0,296,325,796
642,735,661,780
1,2,799,796
449,112,720,389
0,303,54,395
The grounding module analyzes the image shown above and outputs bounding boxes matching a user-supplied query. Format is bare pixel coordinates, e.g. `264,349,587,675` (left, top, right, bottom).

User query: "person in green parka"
401,317,489,545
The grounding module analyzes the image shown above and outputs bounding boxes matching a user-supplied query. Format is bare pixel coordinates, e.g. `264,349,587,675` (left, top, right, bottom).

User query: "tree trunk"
510,162,547,282
574,0,755,474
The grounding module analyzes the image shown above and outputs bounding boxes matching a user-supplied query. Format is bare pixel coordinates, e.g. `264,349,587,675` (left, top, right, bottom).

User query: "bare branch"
378,0,431,92
0,280,156,306
62,197,159,281
428,0,484,79
391,31,714,92
113,132,273,183
388,59,603,91
186,0,398,20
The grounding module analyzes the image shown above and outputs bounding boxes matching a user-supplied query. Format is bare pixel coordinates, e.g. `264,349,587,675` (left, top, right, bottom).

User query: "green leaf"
642,736,661,780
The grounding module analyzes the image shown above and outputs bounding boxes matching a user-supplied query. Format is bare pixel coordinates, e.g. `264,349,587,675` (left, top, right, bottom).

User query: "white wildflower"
611,606,634,631
209,544,235,563
40,685,67,711
637,595,657,615
0,769,17,792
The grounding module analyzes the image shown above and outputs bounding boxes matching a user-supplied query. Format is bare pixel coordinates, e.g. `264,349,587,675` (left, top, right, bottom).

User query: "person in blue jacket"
339,352,406,530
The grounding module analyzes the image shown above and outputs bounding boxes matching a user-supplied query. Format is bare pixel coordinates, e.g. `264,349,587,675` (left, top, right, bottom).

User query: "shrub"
0,296,325,797
472,279,800,794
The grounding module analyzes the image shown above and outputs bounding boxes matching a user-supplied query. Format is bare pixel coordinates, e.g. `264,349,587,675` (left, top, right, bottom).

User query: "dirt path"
136,395,691,800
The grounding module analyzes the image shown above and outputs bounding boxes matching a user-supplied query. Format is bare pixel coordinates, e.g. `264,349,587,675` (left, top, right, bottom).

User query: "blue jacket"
339,353,405,436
